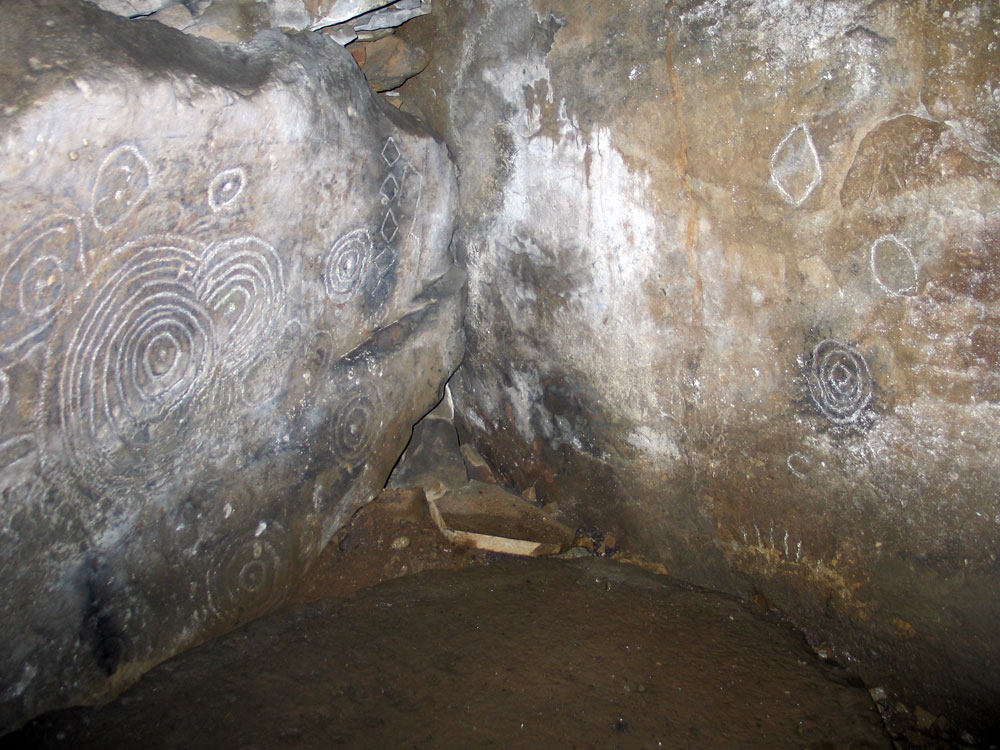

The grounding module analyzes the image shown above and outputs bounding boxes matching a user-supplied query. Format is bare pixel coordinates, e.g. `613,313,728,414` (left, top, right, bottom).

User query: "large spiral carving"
47,232,288,492
59,236,215,489
0,215,82,360
330,382,381,464
198,237,284,371
805,339,873,425
204,521,291,625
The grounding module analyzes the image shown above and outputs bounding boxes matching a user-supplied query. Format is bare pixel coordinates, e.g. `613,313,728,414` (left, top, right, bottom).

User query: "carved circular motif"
331,383,380,464
58,237,215,489
207,168,246,213
806,339,873,425
204,521,291,625
92,144,153,231
324,229,371,302
198,237,284,372
0,215,82,359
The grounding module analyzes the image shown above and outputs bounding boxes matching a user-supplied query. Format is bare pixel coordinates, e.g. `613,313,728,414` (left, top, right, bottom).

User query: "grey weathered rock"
149,0,270,43
349,0,428,33
0,0,460,732
268,0,429,34
88,0,427,43
387,387,468,491
87,0,177,15
400,0,1000,737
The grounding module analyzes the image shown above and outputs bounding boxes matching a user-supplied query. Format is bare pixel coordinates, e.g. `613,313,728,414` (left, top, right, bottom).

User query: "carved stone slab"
400,0,1000,738
0,0,460,731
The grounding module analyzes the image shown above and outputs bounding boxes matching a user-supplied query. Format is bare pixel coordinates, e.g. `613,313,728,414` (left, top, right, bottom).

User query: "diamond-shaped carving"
381,137,400,167
379,174,399,203
373,246,394,274
380,209,398,243
770,124,822,206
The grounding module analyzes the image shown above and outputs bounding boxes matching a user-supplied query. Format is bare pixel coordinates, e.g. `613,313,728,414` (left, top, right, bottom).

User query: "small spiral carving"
204,521,291,625
324,229,371,302
0,215,83,361
805,339,873,425
330,383,381,464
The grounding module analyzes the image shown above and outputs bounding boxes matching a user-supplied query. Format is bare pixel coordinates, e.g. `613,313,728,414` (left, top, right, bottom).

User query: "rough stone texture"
400,0,1000,738
88,0,178,15
268,0,430,35
148,1,271,43
387,391,469,490
0,0,460,732
351,35,430,92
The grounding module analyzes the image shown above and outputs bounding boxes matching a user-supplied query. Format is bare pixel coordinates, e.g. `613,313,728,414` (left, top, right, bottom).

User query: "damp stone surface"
399,0,1000,737
0,0,460,732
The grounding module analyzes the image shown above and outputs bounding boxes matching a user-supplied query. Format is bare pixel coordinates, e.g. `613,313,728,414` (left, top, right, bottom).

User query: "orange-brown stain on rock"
707,492,873,624
842,115,994,239
968,324,1000,370
936,233,1000,307
662,13,703,327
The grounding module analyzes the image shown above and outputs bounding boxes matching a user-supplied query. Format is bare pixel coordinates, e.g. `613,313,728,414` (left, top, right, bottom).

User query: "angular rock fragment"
349,0,428,33
149,0,270,43
387,388,468,491
352,35,430,91
0,0,459,732
460,443,496,484
269,0,429,36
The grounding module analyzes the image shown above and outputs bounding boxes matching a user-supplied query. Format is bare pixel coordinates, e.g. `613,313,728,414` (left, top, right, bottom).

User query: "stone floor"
3,489,892,749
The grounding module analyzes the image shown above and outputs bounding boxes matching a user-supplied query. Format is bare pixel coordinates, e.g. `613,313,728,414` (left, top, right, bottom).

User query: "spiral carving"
45,231,288,493
324,229,371,302
198,237,284,372
0,215,83,360
330,383,381,464
58,236,214,489
805,339,873,425
204,521,291,624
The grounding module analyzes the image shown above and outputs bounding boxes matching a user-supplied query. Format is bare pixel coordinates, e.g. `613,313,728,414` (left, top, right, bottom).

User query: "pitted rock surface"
399,0,1000,737
0,0,460,732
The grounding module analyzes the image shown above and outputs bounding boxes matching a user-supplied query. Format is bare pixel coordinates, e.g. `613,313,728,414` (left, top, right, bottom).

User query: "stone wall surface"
400,0,1000,736
0,0,461,731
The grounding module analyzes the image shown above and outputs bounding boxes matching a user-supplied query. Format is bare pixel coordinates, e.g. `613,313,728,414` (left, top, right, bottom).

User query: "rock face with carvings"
400,0,1000,736
0,0,460,731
